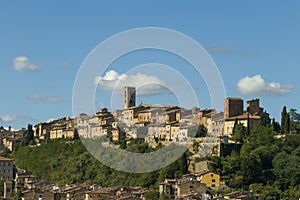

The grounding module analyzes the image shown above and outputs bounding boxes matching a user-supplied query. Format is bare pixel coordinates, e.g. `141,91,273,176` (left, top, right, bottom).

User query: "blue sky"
1,1,299,129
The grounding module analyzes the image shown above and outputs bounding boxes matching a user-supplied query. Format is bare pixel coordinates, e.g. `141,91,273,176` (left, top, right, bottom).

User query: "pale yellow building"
223,98,263,136
224,113,260,136
197,171,221,188
49,117,74,139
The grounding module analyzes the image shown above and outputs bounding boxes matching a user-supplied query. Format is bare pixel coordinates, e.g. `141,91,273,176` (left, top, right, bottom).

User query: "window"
212,184,216,187
212,179,215,182
211,174,214,177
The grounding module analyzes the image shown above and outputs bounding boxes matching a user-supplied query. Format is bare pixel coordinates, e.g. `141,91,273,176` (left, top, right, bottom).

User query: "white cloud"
13,56,40,71
94,70,168,96
0,114,35,124
0,114,17,123
27,94,63,103
237,75,295,96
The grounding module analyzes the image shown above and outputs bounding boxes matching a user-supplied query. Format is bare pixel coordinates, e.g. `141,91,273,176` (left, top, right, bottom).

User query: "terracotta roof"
235,194,248,199
225,113,261,121
0,156,13,161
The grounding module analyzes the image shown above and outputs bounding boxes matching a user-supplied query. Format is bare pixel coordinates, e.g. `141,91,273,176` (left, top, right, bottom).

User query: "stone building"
77,114,105,138
224,113,261,136
96,108,114,126
49,117,74,139
223,98,263,136
0,156,13,180
159,174,207,199
246,99,263,115
34,122,51,138
199,109,224,137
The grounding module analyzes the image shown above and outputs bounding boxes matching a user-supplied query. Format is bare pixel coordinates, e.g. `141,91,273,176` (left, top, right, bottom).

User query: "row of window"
0,169,11,173
0,162,12,166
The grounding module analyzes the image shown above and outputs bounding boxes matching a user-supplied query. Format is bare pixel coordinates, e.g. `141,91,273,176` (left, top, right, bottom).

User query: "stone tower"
246,99,263,115
124,86,136,109
224,97,243,119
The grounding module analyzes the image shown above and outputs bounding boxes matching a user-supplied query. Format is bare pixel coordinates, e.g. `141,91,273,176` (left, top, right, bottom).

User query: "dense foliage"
209,125,300,199
13,138,188,189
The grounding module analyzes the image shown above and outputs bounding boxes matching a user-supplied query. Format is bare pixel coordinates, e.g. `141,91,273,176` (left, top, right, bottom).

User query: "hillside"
12,138,188,188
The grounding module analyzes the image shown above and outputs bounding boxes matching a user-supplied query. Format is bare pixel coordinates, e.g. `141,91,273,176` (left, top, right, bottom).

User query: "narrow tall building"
124,86,136,109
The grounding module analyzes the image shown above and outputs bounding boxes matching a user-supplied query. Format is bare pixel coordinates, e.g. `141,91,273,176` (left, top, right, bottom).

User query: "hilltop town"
20,87,265,147
0,87,299,200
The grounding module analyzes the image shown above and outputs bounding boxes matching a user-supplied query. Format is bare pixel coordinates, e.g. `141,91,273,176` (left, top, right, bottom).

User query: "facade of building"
0,156,13,180
77,114,105,138
224,113,261,136
34,123,51,138
197,171,221,188
199,109,225,137
159,174,207,199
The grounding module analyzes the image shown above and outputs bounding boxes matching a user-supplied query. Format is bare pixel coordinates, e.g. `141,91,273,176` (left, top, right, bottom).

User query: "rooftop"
225,112,261,121
0,155,13,161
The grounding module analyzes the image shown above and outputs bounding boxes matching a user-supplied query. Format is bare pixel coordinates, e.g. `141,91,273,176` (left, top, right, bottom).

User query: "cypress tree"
233,118,239,134
281,106,287,133
26,124,34,145
285,113,290,133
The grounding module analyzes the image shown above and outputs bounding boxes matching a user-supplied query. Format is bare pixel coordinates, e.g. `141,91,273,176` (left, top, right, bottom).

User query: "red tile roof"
0,156,13,161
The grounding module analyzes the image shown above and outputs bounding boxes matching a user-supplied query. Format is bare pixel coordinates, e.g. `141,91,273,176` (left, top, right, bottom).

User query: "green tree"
285,113,290,133
249,125,275,147
233,118,239,133
281,106,287,133
271,118,281,133
289,108,300,133
260,111,271,127
232,122,247,143
272,145,300,191
73,128,80,140
250,184,281,200
289,108,299,123
195,124,207,137
25,124,34,145
144,190,159,200
241,153,262,185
